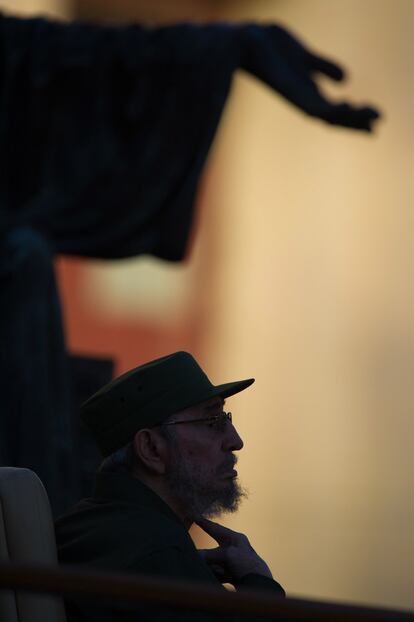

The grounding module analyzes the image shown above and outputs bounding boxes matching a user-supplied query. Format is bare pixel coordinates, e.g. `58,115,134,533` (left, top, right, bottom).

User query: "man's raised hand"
238,23,380,131
196,517,272,585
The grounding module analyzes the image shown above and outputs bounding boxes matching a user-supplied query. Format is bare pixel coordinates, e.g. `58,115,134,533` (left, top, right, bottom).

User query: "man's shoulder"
58,494,186,540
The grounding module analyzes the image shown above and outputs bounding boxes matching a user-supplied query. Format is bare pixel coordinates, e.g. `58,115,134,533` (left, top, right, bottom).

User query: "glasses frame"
161,411,232,428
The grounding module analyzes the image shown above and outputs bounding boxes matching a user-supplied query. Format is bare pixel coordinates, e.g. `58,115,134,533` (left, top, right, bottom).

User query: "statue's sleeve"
0,14,239,260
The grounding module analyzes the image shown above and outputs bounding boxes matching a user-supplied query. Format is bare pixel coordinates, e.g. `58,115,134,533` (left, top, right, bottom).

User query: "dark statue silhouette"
0,14,380,514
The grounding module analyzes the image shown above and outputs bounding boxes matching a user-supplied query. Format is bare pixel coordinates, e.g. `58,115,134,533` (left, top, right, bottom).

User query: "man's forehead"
202,397,225,411
179,396,224,417
167,396,225,423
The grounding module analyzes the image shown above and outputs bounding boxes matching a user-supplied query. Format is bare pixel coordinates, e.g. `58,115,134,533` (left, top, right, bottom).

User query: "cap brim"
168,378,255,420
212,378,255,400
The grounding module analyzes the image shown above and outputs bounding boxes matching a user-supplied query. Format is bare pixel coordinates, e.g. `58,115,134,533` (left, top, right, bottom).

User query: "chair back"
0,467,66,622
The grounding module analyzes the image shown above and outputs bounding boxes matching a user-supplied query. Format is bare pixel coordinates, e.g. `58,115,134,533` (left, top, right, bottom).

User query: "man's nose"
223,421,244,451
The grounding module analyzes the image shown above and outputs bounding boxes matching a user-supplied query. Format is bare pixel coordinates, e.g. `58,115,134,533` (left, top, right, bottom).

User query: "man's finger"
196,517,239,544
198,547,225,563
198,549,232,583
210,565,226,578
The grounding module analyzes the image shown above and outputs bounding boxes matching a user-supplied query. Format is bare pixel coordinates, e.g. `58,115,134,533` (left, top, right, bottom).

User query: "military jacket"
55,472,284,621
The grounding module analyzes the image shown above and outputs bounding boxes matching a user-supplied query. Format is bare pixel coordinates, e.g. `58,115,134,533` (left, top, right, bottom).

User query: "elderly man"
55,351,284,620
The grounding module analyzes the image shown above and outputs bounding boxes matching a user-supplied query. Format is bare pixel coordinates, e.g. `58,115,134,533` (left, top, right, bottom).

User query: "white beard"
165,442,247,522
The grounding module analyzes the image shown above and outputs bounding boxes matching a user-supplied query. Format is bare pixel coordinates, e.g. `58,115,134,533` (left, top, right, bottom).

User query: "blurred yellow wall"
0,0,69,18
3,0,414,612
199,0,414,611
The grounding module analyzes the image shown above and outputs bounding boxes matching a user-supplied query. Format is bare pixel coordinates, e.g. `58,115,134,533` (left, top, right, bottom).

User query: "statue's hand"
239,24,380,131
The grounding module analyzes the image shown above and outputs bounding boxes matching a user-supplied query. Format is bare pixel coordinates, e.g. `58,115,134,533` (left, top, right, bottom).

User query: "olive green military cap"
81,351,254,456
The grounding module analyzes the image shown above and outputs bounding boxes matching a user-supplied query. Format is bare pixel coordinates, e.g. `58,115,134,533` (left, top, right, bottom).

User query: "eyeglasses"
161,412,233,432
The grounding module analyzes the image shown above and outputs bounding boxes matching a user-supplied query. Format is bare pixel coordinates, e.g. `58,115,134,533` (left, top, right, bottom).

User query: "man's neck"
131,468,193,529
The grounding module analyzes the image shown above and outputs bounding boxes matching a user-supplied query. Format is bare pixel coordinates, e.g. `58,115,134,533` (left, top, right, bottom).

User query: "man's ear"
133,428,168,475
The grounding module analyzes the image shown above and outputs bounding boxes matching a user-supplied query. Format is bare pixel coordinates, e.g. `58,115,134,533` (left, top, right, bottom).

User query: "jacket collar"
93,471,185,528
